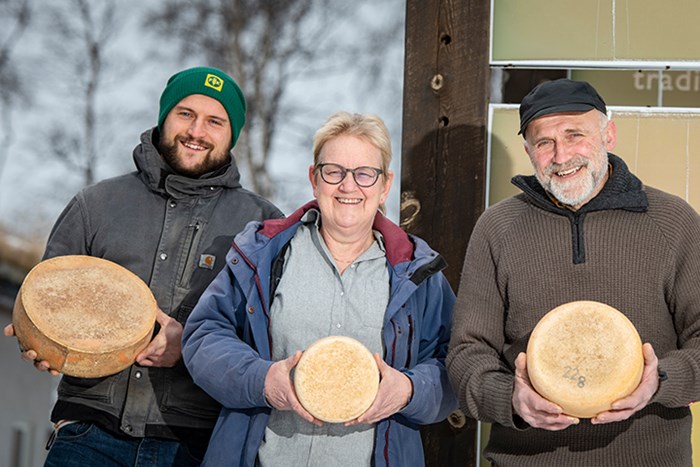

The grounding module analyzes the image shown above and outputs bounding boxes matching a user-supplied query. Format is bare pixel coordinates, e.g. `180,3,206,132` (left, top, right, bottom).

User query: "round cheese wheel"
12,255,157,378
526,300,644,418
294,335,379,423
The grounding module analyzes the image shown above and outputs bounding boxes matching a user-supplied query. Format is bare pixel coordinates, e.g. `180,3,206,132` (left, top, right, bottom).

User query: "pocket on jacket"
159,363,221,420
57,375,116,404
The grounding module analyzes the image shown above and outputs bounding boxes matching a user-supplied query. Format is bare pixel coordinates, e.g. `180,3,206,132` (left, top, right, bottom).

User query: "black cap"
518,79,607,137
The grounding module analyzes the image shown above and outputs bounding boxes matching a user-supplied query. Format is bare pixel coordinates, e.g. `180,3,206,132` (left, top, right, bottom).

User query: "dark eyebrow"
174,104,194,113
208,113,228,122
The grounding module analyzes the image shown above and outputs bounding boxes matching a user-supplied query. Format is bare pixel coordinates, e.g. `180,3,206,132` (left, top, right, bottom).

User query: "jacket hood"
133,127,242,199
511,153,648,215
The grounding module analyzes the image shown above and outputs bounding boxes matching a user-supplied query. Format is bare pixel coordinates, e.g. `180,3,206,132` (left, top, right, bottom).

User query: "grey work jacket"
44,128,283,441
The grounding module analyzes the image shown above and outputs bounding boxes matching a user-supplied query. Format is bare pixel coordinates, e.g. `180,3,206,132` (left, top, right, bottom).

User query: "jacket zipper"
405,314,414,368
232,242,274,356
178,221,201,288
571,213,586,265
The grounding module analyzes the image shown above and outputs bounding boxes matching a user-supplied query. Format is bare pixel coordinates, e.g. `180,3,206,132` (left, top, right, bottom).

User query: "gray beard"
545,174,597,207
537,150,609,208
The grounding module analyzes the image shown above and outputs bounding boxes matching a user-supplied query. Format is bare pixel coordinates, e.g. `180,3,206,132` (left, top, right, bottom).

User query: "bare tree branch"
41,0,121,187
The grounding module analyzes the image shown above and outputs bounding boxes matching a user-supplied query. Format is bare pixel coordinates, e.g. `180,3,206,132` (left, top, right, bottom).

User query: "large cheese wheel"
526,301,644,418
294,335,379,423
12,255,157,378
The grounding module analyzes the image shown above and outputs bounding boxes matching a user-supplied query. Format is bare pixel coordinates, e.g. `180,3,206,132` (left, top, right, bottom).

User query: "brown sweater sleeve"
644,188,700,407
447,198,527,428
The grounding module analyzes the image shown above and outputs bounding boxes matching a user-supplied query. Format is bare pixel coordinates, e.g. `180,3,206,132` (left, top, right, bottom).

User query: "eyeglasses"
315,163,384,188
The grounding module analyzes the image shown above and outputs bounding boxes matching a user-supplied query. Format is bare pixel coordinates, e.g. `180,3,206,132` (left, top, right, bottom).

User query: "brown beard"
159,135,230,177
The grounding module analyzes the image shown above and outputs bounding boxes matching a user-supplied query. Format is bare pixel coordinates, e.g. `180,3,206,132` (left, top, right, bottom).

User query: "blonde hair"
312,111,392,174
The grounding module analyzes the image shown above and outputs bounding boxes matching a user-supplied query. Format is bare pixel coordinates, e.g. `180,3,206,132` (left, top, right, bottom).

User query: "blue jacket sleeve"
182,259,272,410
399,272,458,423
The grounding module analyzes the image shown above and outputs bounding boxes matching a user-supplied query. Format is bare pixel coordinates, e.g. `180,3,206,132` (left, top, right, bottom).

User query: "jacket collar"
133,127,242,199
511,153,648,215
258,200,415,267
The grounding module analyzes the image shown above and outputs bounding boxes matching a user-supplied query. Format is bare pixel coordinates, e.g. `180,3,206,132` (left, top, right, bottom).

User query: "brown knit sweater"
447,155,700,466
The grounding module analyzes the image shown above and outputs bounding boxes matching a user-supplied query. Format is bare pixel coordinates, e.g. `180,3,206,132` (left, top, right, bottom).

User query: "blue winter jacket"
183,200,457,466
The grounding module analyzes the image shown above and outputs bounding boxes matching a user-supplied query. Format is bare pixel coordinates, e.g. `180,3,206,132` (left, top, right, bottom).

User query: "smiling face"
159,94,232,177
524,110,616,210
310,134,393,239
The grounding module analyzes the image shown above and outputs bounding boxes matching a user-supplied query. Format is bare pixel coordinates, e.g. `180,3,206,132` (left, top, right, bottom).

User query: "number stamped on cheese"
562,366,586,388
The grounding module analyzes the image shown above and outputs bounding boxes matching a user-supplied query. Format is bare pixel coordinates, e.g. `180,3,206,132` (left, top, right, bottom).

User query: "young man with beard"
4,66,283,466
447,79,700,466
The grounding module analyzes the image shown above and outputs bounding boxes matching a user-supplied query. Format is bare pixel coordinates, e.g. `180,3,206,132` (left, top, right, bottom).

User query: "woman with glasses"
181,111,457,466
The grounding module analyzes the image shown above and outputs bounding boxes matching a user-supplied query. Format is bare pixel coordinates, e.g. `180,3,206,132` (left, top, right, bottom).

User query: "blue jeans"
44,422,204,467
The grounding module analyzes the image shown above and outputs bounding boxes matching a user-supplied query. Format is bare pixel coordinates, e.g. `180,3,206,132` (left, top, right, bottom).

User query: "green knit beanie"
158,66,247,149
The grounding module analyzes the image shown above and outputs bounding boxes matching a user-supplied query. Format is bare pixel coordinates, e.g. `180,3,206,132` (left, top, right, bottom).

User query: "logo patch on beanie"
204,74,224,92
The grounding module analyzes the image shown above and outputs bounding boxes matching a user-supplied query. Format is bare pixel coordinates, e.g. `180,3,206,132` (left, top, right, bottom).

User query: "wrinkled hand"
264,351,321,426
512,352,579,430
135,309,182,367
591,343,659,424
4,323,60,376
347,354,413,426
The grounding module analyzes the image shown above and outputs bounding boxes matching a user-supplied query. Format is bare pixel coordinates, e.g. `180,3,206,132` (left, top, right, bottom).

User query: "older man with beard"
447,79,700,466
4,66,283,466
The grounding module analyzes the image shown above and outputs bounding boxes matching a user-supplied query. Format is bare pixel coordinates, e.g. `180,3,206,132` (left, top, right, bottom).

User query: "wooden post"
401,0,490,465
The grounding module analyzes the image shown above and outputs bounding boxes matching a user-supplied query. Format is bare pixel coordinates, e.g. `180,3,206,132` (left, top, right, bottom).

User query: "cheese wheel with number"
526,300,644,418
294,335,379,423
12,255,157,378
